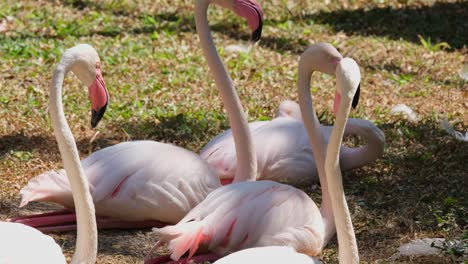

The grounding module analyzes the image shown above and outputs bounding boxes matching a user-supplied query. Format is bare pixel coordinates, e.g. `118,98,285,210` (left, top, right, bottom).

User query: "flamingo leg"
220,178,234,185
8,209,72,222
9,212,77,228
9,211,169,233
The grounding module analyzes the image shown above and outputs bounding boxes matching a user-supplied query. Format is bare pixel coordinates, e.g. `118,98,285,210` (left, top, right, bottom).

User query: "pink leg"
8,209,72,222
10,212,77,228
15,214,169,233
220,178,234,185
145,254,220,264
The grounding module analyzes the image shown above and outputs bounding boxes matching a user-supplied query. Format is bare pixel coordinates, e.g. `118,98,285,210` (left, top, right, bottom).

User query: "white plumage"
213,246,321,264
0,222,66,264
20,140,220,224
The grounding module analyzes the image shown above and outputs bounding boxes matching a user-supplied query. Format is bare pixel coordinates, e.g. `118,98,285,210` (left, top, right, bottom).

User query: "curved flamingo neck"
297,51,336,245
325,95,359,263
340,118,385,171
195,0,257,182
50,65,97,263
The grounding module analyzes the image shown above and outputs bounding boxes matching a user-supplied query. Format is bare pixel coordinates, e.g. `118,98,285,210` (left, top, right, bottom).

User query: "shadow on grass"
341,119,466,259
2,1,464,60
285,1,467,51
0,112,225,159
66,1,467,52
107,111,227,152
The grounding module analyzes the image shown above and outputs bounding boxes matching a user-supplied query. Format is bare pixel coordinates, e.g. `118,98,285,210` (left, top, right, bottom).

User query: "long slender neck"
340,118,385,171
50,66,98,264
297,56,335,245
324,97,359,263
195,0,257,182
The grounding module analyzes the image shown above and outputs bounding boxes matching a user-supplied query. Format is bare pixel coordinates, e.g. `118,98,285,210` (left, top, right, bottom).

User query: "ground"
0,0,466,263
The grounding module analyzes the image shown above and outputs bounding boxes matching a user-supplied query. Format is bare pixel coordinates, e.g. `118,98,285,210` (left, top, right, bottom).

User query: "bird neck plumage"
195,0,257,183
297,58,335,245
50,66,98,264
340,119,385,171
324,97,359,263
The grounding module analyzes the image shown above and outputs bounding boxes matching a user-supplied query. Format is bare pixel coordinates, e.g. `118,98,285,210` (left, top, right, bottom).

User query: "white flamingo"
209,54,362,264
145,42,360,264
1,44,100,263
10,0,263,232
201,99,385,186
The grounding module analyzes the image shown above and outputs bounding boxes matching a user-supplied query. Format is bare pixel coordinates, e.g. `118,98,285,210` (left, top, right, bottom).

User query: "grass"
0,0,467,263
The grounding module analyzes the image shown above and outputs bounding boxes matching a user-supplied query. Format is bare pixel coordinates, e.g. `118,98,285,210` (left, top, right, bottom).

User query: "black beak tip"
251,26,262,42
91,103,107,128
251,11,263,42
351,83,361,109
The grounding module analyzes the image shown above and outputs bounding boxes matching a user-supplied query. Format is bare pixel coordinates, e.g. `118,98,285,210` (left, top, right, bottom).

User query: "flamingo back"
154,180,325,260
20,141,220,223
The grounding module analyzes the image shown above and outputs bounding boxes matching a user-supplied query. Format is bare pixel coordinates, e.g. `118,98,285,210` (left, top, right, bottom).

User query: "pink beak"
88,67,109,128
233,0,264,41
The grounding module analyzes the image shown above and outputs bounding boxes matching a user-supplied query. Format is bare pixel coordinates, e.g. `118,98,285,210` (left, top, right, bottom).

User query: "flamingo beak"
333,91,341,117
234,0,264,41
352,83,360,109
89,68,109,128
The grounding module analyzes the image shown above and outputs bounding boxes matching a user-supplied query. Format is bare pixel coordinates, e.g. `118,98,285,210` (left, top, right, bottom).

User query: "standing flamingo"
145,42,361,264
1,44,100,263
201,99,385,186
10,0,263,232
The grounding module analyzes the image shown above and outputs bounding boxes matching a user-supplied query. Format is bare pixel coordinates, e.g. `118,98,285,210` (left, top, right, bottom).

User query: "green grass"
0,0,467,263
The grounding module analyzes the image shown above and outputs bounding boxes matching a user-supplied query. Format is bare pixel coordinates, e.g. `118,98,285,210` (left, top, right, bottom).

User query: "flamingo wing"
20,141,219,223
154,180,324,260
200,117,321,186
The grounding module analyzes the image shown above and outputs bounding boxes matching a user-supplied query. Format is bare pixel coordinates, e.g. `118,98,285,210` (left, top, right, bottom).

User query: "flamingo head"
213,0,263,41
334,58,361,116
63,44,109,128
233,0,263,41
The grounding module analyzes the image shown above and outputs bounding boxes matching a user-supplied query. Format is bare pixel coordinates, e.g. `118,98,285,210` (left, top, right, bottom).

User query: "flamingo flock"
1,0,391,263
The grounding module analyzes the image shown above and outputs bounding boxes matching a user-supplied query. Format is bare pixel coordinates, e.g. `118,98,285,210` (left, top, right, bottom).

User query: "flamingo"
145,42,361,264
10,0,263,232
201,99,385,186
205,52,362,264
1,44,100,263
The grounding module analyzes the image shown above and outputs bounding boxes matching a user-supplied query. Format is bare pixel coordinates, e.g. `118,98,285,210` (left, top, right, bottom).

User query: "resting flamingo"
201,99,385,186
207,55,362,264
145,42,360,264
1,44,100,263
9,0,263,232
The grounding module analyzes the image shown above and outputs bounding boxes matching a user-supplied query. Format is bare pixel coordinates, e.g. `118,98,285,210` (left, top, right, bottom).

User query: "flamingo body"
213,246,321,264
154,180,325,260
201,113,384,186
20,140,220,223
0,222,66,263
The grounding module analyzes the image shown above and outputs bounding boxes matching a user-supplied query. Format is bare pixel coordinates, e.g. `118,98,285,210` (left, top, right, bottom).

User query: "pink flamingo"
201,99,385,186
1,44,101,263
145,42,361,264
208,56,363,264
10,0,263,232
